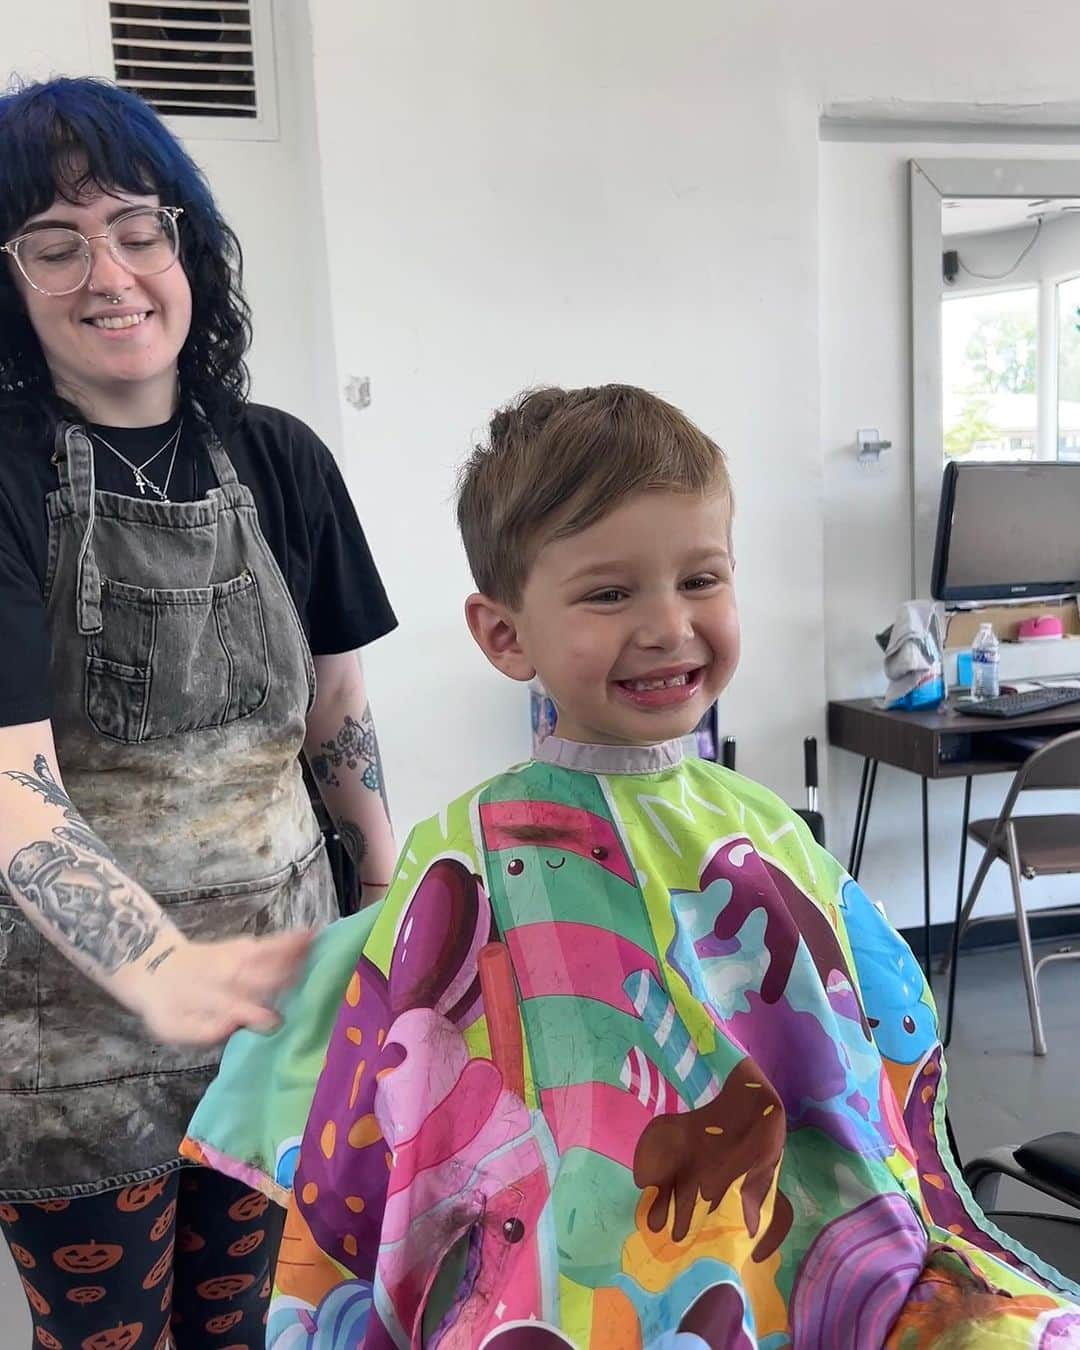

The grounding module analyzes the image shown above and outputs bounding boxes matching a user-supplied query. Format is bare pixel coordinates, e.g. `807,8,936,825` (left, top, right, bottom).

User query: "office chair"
964,1132,1080,1283
941,727,1080,1056
720,735,826,847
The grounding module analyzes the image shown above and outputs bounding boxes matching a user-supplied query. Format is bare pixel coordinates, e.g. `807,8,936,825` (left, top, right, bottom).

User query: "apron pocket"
0,904,42,1091
86,657,150,743
87,572,270,744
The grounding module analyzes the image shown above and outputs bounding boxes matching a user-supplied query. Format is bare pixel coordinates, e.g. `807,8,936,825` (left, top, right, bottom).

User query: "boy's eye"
683,574,720,591
583,588,627,604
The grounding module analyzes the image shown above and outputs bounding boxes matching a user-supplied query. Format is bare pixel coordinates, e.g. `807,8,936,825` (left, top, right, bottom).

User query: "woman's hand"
125,929,315,1047
1,725,316,1049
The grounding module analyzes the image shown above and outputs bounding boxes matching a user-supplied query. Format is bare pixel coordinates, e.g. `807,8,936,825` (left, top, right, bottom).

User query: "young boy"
185,386,1079,1348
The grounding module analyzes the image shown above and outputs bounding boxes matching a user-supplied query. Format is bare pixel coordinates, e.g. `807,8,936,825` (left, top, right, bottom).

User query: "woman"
0,77,398,1347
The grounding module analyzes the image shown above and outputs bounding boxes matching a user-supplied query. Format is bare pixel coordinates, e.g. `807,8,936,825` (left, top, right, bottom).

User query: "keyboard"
956,686,1080,719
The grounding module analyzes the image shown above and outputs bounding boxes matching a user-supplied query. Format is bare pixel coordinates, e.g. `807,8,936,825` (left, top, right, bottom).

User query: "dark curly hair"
0,76,251,443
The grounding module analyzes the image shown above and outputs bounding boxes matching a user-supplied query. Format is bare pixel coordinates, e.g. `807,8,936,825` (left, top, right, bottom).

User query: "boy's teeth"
90,312,148,330
628,673,690,691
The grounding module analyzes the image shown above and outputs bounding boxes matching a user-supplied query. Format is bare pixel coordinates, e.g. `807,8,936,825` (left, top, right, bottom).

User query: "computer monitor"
931,461,1080,603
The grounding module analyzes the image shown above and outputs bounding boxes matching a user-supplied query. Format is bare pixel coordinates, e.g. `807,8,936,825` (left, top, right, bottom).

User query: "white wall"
3,0,340,444
308,1,825,832
820,138,1080,927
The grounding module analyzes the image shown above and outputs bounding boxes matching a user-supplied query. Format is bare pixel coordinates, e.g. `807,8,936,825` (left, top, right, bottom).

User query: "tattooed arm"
0,720,312,1045
304,651,397,910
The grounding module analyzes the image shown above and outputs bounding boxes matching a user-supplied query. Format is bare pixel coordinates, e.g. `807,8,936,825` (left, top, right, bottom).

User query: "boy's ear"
465,593,536,683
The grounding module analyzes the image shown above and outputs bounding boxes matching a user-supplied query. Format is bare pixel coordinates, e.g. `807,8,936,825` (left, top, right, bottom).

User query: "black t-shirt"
0,403,397,728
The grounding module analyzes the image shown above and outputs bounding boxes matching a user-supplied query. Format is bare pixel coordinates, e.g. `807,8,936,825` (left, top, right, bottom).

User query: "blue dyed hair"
0,77,251,440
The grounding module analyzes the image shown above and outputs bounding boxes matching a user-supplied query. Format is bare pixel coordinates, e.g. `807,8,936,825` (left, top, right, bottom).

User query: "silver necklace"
89,419,184,501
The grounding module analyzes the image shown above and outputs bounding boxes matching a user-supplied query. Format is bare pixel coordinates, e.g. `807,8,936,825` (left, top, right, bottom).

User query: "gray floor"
930,940,1080,1219
0,941,1076,1343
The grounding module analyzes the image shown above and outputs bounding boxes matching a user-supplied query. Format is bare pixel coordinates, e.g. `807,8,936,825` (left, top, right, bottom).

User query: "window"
1057,273,1080,461
942,287,1038,462
943,272,1080,465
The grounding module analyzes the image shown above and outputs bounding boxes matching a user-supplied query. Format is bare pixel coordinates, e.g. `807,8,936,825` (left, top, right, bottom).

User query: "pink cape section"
505,922,661,1013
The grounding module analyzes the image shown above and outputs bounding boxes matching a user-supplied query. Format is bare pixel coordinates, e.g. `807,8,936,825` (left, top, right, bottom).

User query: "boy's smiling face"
467,488,739,746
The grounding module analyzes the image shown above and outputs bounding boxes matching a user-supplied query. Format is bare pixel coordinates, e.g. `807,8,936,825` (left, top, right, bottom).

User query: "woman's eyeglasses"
1,206,183,297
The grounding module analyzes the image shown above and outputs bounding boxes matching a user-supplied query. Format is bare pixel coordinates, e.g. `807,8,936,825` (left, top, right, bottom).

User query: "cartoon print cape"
183,738,1080,1349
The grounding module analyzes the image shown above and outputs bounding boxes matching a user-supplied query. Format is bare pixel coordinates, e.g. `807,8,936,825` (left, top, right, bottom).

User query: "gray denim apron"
0,419,336,1199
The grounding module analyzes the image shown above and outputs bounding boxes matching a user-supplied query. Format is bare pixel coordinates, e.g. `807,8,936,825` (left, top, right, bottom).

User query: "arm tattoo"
311,705,390,815
5,755,74,813
336,818,368,871
3,754,160,975
145,945,176,973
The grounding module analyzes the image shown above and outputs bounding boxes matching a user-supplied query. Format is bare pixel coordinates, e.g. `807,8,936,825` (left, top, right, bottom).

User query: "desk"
827,695,1080,1041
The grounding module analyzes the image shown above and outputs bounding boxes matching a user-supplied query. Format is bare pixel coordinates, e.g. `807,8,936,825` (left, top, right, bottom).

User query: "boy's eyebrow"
561,547,731,585
561,561,631,584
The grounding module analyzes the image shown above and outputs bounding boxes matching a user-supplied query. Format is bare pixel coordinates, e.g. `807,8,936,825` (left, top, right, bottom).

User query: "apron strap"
204,429,239,487
190,400,239,487
53,422,102,636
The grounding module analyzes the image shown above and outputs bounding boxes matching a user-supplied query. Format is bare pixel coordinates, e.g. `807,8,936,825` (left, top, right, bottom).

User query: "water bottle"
971,622,1000,700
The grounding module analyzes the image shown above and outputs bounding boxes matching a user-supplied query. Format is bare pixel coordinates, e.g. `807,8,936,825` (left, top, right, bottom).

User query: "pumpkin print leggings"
0,1165,284,1349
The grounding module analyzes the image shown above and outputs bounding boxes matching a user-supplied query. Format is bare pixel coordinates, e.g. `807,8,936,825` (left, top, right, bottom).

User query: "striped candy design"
624,969,720,1111
619,1044,682,1116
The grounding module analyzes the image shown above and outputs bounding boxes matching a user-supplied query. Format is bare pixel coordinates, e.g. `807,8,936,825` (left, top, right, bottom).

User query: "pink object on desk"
1016,615,1064,641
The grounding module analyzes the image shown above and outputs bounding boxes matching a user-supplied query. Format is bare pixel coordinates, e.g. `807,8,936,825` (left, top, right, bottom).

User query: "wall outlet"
345,375,371,410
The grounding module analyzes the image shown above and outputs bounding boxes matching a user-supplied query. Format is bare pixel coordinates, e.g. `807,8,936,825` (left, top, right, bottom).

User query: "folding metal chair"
942,727,1080,1056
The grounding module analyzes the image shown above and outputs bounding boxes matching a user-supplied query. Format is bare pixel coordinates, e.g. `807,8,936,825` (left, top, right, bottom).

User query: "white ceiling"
942,196,1080,237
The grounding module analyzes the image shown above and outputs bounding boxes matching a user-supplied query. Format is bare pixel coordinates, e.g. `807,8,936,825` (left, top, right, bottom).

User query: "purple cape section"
790,1193,927,1350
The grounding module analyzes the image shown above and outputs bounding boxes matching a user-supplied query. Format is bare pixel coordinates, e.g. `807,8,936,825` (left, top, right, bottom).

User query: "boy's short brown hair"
456,384,732,606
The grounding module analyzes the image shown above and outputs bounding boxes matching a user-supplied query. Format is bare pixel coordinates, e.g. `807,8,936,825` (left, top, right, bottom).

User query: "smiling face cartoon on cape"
477,793,733,1291
476,792,798,1343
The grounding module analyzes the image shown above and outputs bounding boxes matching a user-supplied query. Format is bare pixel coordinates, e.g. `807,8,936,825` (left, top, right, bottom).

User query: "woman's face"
8,187,192,416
